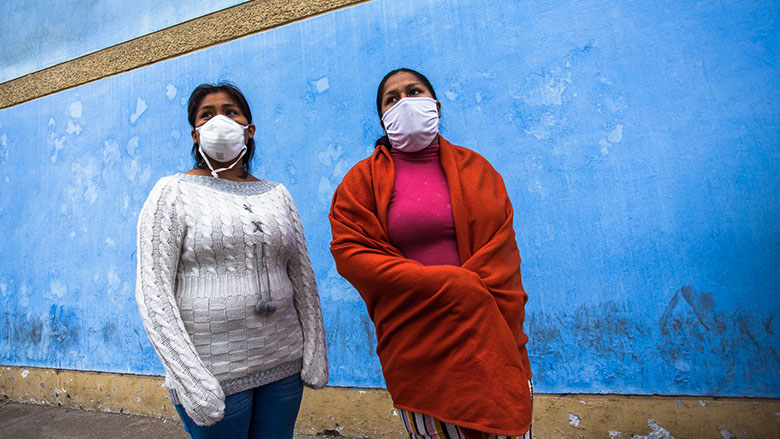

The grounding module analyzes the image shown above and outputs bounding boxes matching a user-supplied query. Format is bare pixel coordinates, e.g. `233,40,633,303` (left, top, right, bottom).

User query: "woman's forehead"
383,72,424,94
199,91,238,107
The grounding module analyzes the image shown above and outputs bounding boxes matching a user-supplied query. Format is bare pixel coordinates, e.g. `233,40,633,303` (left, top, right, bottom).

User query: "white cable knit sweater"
135,173,328,426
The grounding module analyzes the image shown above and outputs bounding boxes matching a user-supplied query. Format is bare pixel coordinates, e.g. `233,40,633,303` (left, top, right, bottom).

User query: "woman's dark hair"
188,82,255,177
374,68,437,148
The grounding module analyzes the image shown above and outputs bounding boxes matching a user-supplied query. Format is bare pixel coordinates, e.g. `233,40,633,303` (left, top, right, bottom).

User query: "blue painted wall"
1,0,778,397
0,0,247,83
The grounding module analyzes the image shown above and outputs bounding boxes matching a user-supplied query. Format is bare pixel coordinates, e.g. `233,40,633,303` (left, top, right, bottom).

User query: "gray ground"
0,400,330,439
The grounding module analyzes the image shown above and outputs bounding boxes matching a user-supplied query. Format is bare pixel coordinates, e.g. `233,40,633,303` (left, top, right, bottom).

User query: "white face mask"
381,97,439,152
196,114,249,177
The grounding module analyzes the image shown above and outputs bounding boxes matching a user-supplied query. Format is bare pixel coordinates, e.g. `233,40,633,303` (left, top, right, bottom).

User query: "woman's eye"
386,97,397,105
410,89,421,96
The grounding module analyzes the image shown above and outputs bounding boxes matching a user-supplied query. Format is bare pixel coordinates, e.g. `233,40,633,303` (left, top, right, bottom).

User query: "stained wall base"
1,366,778,438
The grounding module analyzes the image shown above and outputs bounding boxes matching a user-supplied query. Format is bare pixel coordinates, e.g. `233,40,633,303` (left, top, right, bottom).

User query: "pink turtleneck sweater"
386,143,460,266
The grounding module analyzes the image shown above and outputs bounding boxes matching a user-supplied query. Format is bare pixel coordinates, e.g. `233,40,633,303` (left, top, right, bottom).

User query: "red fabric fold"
329,138,532,436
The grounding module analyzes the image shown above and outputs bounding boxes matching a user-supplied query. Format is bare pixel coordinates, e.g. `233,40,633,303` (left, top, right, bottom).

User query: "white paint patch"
600,147,610,155
608,124,624,143
19,297,28,307
125,160,140,182
632,419,675,439
49,134,66,163
69,101,83,118
527,179,545,196
317,143,343,167
699,400,708,407
49,280,67,298
70,231,76,238
139,165,151,184
445,91,458,101
568,413,581,427
720,429,733,438
67,160,100,204
66,121,82,135
180,97,187,107
609,431,623,438
333,159,350,178
522,69,571,106
48,118,56,127
126,136,139,156
130,97,148,124
0,133,7,161
317,175,335,205
103,140,121,164
21,369,29,378
312,77,330,93
166,84,177,100
524,112,555,140
674,359,691,372
107,267,121,292
605,96,627,113
53,136,66,152
105,237,115,247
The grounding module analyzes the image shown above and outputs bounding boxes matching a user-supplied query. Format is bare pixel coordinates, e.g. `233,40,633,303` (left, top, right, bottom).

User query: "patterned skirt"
397,381,533,439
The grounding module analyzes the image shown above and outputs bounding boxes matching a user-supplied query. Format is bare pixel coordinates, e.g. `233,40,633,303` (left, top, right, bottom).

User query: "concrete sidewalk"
0,400,327,439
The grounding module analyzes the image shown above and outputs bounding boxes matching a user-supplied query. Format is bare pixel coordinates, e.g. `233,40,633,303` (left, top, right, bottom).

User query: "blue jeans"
175,373,303,439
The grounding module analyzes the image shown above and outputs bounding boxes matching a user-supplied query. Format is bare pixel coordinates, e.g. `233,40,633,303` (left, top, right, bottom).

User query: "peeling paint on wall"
632,419,674,439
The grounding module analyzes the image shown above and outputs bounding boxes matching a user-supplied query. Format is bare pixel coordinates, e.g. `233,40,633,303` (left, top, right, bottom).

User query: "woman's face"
379,71,439,117
191,91,255,152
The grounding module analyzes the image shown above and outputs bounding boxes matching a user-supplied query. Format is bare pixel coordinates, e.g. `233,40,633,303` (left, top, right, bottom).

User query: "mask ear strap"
199,145,247,178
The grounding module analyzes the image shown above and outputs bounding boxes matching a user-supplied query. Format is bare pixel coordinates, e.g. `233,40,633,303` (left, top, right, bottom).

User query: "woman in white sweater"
135,83,328,439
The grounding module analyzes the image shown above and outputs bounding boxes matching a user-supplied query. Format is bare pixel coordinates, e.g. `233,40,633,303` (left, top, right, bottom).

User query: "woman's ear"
437,101,442,118
191,129,199,145
246,124,256,141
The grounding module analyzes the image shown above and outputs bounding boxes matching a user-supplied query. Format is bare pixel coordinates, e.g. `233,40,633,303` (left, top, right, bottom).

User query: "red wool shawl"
329,138,532,436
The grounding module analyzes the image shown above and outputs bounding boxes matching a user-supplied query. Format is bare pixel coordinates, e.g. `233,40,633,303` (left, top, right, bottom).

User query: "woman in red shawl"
329,68,532,439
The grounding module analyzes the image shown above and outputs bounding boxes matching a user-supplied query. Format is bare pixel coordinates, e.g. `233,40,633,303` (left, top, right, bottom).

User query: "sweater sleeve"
135,177,226,426
281,186,329,389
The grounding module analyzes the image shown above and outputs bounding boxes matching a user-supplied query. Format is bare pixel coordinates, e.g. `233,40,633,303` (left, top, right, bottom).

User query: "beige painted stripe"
0,0,367,110
2,366,778,438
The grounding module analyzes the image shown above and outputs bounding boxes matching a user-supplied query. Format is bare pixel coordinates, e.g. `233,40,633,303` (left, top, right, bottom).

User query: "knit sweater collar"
175,173,279,196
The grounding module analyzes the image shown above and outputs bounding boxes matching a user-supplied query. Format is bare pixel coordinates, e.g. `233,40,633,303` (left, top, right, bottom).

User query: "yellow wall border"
2,366,779,438
0,0,367,110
